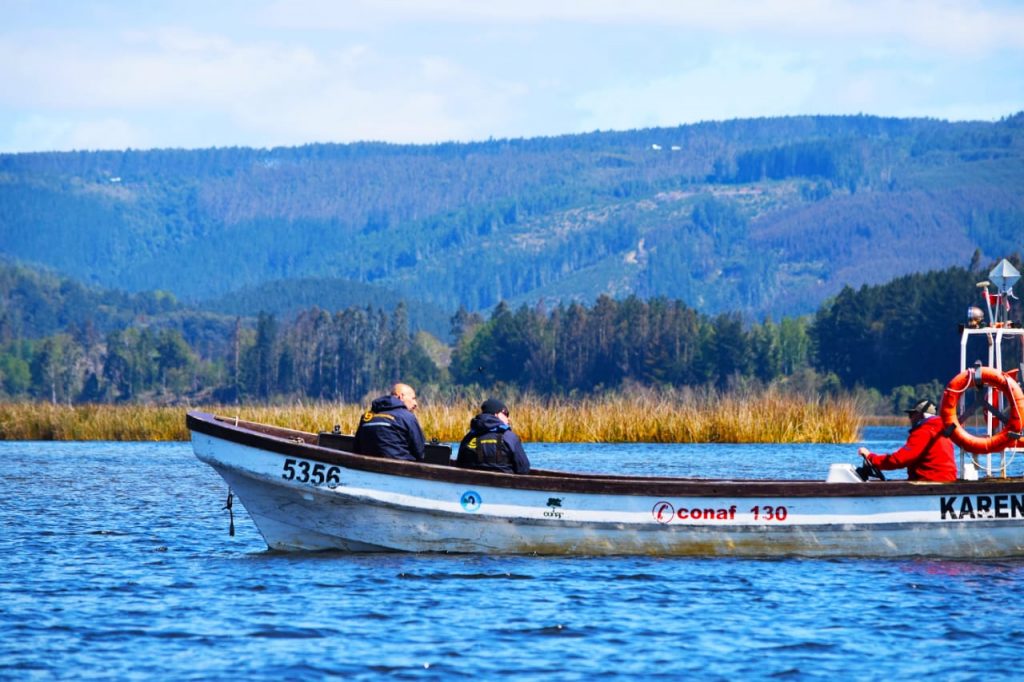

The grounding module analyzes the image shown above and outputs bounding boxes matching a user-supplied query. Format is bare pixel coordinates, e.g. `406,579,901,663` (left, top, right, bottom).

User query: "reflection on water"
2,429,1023,680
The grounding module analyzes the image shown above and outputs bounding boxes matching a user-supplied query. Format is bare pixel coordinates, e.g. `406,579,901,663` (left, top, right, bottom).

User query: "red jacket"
866,415,956,482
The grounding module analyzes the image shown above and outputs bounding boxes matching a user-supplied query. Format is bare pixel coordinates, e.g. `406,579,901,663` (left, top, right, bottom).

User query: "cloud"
0,28,325,109
0,27,462,148
575,46,819,129
0,0,1022,151
5,114,148,152
260,0,1024,54
571,22,1024,130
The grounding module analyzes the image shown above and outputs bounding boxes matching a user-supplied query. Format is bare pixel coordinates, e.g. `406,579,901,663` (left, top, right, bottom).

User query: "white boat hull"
188,413,1024,557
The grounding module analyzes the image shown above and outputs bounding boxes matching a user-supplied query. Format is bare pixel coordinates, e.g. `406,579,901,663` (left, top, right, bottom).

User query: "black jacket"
353,395,425,461
456,413,530,474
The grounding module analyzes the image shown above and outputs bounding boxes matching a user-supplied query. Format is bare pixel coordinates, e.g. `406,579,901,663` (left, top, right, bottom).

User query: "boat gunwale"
186,410,1024,498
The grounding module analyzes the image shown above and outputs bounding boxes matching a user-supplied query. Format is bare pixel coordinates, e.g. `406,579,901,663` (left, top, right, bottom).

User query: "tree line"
0,305,439,406
4,258,1019,411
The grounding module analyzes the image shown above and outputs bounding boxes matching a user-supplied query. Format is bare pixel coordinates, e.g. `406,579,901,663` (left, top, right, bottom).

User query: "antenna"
981,259,1021,327
990,260,1020,293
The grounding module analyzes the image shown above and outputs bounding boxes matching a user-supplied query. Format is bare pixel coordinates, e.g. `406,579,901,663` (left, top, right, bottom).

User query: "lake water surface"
3,427,1024,680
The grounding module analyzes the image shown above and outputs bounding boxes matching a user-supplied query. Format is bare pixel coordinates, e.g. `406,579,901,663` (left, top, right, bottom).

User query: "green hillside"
4,254,1019,407
0,258,237,356
2,114,1022,320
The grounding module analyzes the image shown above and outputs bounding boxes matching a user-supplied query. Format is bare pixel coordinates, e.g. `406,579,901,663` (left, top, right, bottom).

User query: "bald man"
353,383,426,461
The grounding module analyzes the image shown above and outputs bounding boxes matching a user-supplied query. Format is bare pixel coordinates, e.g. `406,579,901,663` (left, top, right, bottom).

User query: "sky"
2,0,1023,153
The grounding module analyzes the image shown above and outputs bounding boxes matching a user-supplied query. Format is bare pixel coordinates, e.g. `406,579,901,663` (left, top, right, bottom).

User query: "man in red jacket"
857,399,957,482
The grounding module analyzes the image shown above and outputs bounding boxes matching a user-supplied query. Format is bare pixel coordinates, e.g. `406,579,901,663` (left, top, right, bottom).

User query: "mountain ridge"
2,113,1021,322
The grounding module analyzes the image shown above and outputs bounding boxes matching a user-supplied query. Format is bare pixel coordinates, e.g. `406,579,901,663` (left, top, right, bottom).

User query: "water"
3,427,1024,680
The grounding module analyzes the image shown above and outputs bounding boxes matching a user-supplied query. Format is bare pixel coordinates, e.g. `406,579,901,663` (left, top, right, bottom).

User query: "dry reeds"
0,389,862,443
0,403,188,441
496,388,862,444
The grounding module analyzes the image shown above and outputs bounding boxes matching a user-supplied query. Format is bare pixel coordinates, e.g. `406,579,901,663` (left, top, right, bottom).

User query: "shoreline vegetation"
0,390,863,443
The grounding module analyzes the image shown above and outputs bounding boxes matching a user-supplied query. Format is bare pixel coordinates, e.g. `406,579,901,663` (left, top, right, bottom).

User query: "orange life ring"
940,366,1024,454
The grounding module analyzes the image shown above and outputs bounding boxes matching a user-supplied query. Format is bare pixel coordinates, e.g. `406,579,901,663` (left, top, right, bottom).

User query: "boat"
187,260,1024,557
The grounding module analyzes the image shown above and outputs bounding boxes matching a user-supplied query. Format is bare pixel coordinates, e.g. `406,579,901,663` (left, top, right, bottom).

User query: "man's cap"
905,399,936,416
481,398,507,415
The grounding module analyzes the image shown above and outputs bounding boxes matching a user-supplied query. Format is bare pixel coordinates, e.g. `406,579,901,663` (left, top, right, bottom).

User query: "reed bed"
1,390,862,443
498,390,862,444
0,403,189,441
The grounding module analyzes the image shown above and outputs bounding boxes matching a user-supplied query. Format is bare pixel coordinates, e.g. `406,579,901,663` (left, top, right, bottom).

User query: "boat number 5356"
281,458,341,486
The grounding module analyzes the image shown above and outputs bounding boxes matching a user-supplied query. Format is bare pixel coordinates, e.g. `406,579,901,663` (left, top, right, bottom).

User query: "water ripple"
246,627,333,639
397,571,534,580
5,436,1024,680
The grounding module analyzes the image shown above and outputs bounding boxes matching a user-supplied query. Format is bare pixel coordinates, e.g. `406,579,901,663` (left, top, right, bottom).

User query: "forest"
1,113,1022,323
2,256,1020,413
3,113,1022,413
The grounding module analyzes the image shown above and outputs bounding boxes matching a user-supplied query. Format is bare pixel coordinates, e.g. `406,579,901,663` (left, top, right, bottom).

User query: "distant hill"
0,259,451,354
0,258,237,354
1,113,1022,320
0,258,182,338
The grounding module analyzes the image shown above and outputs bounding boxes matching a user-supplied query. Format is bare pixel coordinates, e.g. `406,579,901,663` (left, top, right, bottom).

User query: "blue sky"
2,0,1023,152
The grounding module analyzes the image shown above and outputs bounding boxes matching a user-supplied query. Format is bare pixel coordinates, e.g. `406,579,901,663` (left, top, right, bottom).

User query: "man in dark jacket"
857,398,956,482
354,383,425,461
456,398,530,474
